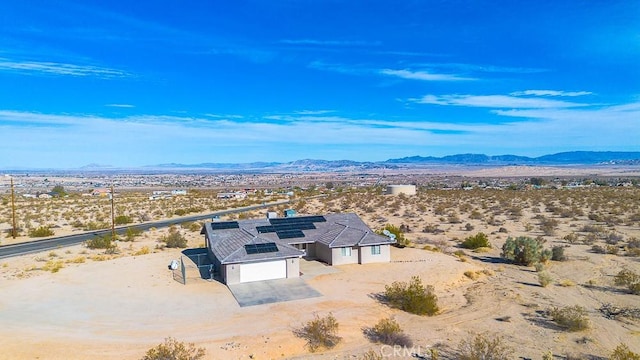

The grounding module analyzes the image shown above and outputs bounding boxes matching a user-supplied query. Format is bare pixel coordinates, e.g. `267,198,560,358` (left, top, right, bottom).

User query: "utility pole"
10,176,17,239
110,184,115,241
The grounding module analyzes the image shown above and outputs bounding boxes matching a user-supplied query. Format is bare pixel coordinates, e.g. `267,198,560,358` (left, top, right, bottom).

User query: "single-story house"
200,213,395,284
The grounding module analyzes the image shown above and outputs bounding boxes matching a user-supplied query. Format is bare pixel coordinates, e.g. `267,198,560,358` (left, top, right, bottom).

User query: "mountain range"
145,151,640,172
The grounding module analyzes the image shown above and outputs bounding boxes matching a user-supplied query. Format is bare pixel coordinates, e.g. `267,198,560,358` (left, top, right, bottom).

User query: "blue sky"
0,1,638,168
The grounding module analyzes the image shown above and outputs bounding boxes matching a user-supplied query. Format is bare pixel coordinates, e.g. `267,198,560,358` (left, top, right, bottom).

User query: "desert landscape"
1,167,639,359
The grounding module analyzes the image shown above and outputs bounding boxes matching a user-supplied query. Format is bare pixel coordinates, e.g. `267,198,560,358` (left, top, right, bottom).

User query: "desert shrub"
457,333,514,360
379,224,409,247
539,217,559,236
142,337,205,360
501,236,551,266
162,229,188,248
359,350,383,360
42,260,64,273
461,232,491,249
549,305,590,331
610,343,640,360
123,227,143,242
551,246,567,261
114,215,133,225
464,270,480,280
85,234,117,251
29,226,54,238
606,245,620,255
363,317,412,347
294,313,341,352
606,232,624,245
383,276,439,316
538,272,553,287
534,262,545,272
134,246,151,256
563,232,579,244
464,223,474,231
614,268,640,295
174,209,187,216
591,244,606,254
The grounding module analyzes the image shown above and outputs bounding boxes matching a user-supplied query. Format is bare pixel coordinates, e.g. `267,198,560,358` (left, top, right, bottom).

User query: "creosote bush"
85,234,117,252
501,236,551,266
294,313,341,352
383,276,439,316
162,228,188,248
379,224,409,247
363,317,412,347
461,232,491,249
614,268,640,295
457,333,514,360
538,272,553,287
610,343,640,360
29,226,54,238
141,337,205,360
549,305,590,331
114,215,133,225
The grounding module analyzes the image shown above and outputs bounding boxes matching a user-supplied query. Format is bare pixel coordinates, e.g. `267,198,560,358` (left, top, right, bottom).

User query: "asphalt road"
0,200,290,259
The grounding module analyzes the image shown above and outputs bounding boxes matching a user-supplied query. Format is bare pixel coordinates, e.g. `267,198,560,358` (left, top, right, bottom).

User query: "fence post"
180,256,186,285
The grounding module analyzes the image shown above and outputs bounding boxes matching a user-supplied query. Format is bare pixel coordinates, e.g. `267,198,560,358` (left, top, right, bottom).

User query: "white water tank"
386,184,416,196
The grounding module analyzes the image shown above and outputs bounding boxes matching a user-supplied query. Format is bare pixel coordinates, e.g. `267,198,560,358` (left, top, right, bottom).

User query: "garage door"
240,260,286,283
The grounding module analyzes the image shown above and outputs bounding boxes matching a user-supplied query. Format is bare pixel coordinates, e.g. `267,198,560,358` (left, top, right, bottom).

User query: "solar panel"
210,221,239,230
276,230,305,239
269,215,325,225
245,242,279,254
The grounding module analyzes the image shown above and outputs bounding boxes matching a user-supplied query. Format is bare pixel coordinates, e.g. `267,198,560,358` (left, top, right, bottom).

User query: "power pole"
110,184,115,241
10,177,17,239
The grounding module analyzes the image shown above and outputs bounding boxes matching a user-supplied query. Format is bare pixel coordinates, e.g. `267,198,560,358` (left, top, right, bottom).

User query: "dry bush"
548,305,590,331
538,272,553,287
141,337,205,360
457,333,513,360
293,313,341,352
614,268,640,295
383,276,439,316
363,317,412,347
42,260,64,273
610,343,640,360
29,226,54,237
162,229,188,248
461,232,491,249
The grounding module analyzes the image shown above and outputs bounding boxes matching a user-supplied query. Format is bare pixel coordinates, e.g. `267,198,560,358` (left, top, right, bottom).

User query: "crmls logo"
380,345,433,358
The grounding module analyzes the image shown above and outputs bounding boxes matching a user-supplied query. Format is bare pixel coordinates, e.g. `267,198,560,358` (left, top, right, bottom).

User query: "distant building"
91,188,110,197
217,191,247,199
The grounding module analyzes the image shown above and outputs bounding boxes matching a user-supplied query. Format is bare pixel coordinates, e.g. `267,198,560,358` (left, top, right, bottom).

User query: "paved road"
0,200,290,259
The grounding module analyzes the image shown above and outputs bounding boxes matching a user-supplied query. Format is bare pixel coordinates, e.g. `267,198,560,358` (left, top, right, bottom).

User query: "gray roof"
201,213,394,264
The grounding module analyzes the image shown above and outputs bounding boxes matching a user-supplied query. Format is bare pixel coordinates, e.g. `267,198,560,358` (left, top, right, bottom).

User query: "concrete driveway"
226,259,341,307
228,277,321,307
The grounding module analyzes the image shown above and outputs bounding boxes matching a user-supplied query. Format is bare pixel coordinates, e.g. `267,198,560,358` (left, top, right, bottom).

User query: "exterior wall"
331,246,359,266
386,185,417,196
286,257,300,278
223,263,241,285
359,244,391,264
305,243,317,258
315,243,334,265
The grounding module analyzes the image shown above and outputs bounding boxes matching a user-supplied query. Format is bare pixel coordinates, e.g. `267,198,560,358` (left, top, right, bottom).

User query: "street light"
4,175,17,239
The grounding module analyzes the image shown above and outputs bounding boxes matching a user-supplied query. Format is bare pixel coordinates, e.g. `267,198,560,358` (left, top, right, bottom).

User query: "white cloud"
105,104,135,108
0,58,131,78
510,90,593,97
415,94,587,108
381,69,474,81
294,110,335,115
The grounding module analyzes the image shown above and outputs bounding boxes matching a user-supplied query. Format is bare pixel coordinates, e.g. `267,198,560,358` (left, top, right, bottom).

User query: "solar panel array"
256,215,327,240
245,242,279,254
210,221,240,230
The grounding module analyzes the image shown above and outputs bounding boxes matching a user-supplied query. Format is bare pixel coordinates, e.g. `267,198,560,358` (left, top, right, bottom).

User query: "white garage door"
240,260,286,283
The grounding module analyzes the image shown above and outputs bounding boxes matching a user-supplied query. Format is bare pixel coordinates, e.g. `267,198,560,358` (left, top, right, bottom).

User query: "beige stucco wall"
315,243,334,265
286,257,300,278
331,246,359,266
359,244,391,264
223,263,241,285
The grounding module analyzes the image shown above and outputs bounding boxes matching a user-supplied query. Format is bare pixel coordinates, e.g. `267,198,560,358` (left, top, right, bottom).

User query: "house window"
341,247,352,256
371,245,381,255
